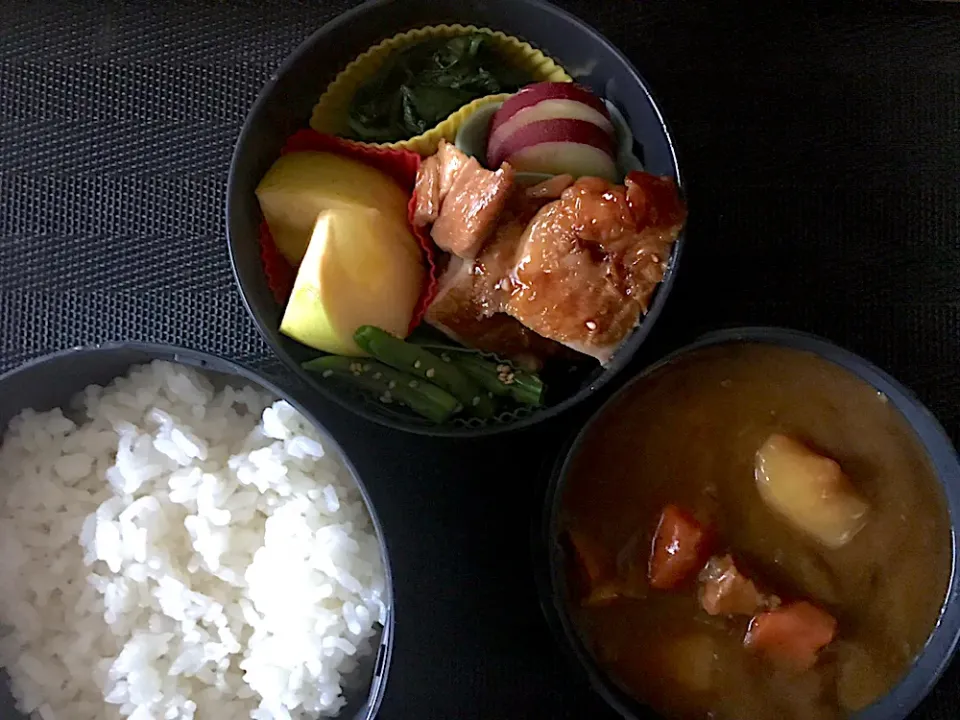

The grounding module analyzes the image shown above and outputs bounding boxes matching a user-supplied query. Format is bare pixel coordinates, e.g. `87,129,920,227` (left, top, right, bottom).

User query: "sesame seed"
321,370,333,378
409,380,419,388
414,360,422,369
363,364,372,371
585,320,597,331
373,372,382,381
471,396,481,407
388,381,396,389
426,368,436,378
441,353,451,362
379,393,393,404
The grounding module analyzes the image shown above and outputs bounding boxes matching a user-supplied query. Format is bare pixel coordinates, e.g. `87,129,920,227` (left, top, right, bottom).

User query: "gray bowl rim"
533,326,960,720
225,0,685,438
0,341,395,720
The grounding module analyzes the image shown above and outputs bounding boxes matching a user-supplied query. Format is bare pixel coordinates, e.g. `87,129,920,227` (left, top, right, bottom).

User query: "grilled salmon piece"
412,154,441,226
430,156,515,259
438,140,469,198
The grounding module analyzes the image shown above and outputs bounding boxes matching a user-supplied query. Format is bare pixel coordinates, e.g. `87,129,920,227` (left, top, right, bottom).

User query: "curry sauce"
560,343,950,720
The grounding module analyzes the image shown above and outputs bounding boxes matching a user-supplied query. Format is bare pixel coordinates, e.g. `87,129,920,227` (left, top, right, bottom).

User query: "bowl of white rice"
0,343,392,720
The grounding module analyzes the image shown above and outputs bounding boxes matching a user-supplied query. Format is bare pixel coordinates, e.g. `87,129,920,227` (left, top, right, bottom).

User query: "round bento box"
226,0,684,437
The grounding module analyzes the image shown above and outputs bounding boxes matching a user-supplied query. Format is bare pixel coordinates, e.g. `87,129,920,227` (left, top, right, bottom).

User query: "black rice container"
533,327,960,720
226,0,683,437
0,343,394,720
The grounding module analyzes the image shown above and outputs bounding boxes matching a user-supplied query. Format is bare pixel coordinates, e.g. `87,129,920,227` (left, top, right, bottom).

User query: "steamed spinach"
347,34,529,143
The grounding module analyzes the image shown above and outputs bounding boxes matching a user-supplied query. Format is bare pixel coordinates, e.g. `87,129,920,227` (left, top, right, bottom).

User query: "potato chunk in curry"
755,434,869,549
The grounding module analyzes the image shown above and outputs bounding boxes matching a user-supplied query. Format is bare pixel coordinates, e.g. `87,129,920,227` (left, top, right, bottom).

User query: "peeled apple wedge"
755,434,869,549
256,151,410,266
279,207,425,356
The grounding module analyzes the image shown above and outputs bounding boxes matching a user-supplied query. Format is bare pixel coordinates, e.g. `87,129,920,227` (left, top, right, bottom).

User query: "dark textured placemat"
2,1,960,718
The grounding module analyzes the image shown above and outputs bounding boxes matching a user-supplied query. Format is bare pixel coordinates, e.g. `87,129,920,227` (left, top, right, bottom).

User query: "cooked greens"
346,34,529,143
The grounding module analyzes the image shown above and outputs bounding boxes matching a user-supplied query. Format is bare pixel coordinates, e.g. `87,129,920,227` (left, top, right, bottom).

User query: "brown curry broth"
561,344,950,720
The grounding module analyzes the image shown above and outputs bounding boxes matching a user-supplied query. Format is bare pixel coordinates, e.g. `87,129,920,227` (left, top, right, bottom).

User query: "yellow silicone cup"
309,24,573,156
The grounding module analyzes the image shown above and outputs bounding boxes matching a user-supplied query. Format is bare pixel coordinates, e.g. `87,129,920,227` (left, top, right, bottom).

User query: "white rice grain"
0,361,387,720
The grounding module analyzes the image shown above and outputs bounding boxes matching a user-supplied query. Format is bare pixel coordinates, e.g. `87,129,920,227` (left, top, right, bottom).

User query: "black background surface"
2,1,959,718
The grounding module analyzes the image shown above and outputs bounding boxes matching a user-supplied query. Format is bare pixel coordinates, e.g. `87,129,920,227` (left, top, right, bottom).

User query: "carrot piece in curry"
744,601,838,672
648,505,711,590
566,528,613,600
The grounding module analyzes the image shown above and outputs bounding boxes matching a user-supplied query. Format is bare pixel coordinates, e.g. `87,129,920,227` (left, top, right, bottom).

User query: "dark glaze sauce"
560,343,951,720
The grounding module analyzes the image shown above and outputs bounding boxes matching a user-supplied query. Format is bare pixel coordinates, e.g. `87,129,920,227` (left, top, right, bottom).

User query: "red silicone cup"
258,129,439,332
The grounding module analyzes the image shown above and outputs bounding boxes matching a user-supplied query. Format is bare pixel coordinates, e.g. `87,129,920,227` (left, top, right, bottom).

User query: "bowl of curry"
536,327,960,720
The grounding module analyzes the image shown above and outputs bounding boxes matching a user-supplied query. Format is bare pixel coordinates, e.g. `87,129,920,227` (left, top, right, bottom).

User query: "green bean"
302,356,459,424
410,343,479,355
454,355,544,406
353,326,494,418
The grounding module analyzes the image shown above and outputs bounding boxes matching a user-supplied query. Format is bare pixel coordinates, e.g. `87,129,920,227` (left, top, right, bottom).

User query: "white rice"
0,361,387,720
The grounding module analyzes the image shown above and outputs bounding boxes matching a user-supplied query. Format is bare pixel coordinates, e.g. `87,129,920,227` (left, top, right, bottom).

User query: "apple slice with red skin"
490,82,611,135
489,85,614,156
489,99,615,163
507,144,618,182
490,119,617,181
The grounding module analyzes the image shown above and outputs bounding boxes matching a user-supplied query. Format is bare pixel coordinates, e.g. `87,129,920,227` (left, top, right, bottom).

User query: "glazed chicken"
413,141,686,365
505,172,684,362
